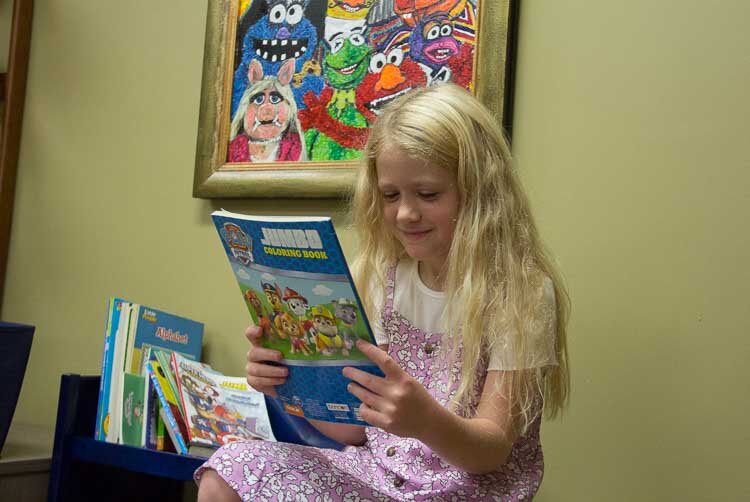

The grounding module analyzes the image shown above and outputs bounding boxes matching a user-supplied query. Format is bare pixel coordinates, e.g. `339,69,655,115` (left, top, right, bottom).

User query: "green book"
120,372,146,447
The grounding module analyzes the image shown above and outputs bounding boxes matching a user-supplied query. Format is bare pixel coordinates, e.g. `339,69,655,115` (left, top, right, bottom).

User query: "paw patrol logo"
220,222,253,265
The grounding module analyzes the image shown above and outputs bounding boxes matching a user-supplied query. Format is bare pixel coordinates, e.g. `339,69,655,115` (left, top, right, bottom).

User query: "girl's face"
376,147,459,273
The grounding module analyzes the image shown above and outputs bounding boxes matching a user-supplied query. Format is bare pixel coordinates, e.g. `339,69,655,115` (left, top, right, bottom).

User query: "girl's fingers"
247,347,283,363
248,376,286,388
342,366,387,395
355,340,402,379
246,362,288,379
347,382,385,412
246,379,279,398
245,325,264,343
357,402,388,429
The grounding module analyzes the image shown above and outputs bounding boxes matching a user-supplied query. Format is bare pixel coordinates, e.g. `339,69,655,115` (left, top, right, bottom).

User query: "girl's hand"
343,340,442,439
245,325,287,397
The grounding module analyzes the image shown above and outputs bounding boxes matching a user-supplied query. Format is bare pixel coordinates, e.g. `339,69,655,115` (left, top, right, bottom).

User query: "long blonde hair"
351,83,570,431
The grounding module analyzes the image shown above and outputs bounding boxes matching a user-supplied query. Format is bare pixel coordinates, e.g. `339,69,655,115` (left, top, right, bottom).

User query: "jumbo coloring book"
212,209,384,425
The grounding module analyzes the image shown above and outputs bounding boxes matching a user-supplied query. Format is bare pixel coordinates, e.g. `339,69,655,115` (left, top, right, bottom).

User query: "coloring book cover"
173,352,275,451
212,209,384,425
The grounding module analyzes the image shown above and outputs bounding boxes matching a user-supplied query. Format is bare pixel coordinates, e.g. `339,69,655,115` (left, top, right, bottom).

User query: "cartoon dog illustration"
244,289,273,337
310,305,348,356
274,311,312,354
332,298,358,352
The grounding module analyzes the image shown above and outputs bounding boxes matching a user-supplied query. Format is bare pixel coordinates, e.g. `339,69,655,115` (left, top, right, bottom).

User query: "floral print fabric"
195,267,545,501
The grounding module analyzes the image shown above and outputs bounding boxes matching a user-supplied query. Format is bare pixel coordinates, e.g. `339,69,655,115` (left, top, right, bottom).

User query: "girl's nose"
396,199,420,223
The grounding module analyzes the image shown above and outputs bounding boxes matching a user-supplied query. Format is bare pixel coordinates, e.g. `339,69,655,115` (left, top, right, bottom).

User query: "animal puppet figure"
326,0,376,21
310,305,348,356
228,58,307,163
244,289,273,337
299,18,372,160
332,298,358,352
355,36,427,123
393,0,465,27
409,12,473,87
274,312,312,355
231,0,324,114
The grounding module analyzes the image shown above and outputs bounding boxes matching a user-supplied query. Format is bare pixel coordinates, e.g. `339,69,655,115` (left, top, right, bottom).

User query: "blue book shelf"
48,374,342,501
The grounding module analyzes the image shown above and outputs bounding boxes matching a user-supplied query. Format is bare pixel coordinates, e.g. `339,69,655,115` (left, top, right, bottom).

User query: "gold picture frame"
193,0,517,199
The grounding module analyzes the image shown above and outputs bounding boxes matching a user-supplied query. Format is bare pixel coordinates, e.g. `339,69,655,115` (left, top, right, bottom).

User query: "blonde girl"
196,83,569,501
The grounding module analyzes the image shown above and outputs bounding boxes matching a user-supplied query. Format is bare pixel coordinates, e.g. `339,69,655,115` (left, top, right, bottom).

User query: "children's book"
120,372,147,447
171,352,275,458
96,298,204,445
147,360,189,455
95,297,128,441
124,303,204,375
106,302,136,443
211,209,384,425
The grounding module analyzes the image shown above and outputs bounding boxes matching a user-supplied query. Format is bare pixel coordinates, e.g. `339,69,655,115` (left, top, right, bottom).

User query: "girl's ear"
248,59,264,83
277,58,296,86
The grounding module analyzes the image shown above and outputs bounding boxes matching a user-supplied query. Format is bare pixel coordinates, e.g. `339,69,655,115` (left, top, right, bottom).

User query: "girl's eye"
419,192,438,200
381,192,399,202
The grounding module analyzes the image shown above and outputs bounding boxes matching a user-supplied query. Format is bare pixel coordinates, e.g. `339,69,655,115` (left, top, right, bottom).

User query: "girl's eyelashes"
418,192,439,200
379,191,439,201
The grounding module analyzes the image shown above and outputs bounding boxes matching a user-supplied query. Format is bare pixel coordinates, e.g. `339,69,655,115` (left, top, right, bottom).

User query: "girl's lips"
400,229,432,241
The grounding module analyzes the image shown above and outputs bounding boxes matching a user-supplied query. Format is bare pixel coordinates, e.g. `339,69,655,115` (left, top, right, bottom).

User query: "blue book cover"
212,210,384,425
126,305,204,375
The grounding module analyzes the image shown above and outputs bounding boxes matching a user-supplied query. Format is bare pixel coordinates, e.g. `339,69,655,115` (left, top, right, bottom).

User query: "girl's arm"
345,341,520,474
415,370,519,474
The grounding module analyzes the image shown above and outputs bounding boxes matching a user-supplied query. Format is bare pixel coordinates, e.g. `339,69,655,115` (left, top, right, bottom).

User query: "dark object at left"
0,320,34,455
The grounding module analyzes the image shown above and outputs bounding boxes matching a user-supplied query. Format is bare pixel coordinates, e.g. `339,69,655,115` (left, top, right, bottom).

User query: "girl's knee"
196,469,240,502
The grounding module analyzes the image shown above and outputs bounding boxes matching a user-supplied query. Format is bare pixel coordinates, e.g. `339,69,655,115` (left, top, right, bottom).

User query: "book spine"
147,362,188,455
106,302,133,443
171,352,192,445
94,298,115,441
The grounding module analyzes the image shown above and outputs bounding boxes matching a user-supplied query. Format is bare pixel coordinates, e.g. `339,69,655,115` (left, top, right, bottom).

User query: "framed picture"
193,0,518,199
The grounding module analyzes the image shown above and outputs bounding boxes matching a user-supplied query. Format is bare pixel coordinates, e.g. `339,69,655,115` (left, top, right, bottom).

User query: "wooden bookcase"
0,0,32,308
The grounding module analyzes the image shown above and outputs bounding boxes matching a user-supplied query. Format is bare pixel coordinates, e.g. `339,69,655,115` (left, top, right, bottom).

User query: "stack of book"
95,298,274,458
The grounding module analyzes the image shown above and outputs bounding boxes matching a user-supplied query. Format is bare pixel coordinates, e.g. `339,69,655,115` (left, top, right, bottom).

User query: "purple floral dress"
195,267,545,501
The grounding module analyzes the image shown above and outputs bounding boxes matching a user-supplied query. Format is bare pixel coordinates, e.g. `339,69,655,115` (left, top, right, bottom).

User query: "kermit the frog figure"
299,22,373,161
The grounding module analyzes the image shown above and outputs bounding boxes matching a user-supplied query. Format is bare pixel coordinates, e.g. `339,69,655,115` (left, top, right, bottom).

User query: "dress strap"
382,265,397,319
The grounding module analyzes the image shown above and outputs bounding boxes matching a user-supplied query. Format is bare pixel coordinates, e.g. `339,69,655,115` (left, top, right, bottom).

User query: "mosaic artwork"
226,0,479,164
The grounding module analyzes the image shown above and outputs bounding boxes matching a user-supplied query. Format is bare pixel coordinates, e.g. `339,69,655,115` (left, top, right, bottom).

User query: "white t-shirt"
371,259,559,371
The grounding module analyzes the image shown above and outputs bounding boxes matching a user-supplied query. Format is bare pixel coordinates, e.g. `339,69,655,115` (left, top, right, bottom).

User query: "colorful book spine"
147,360,188,454
95,298,128,441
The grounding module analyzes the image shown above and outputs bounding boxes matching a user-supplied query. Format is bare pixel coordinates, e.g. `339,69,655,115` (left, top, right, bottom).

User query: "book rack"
48,374,199,502
48,374,344,502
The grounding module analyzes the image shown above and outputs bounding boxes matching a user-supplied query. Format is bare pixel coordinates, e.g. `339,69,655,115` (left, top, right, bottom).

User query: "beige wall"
2,1,748,500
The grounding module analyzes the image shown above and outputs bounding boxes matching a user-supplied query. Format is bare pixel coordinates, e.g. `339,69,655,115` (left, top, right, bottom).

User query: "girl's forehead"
375,149,454,184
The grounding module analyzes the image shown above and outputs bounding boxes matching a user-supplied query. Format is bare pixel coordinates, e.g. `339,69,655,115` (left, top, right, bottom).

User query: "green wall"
2,1,748,500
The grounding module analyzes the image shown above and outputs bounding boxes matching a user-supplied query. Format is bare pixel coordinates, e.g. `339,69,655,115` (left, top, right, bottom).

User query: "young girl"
195,83,570,501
